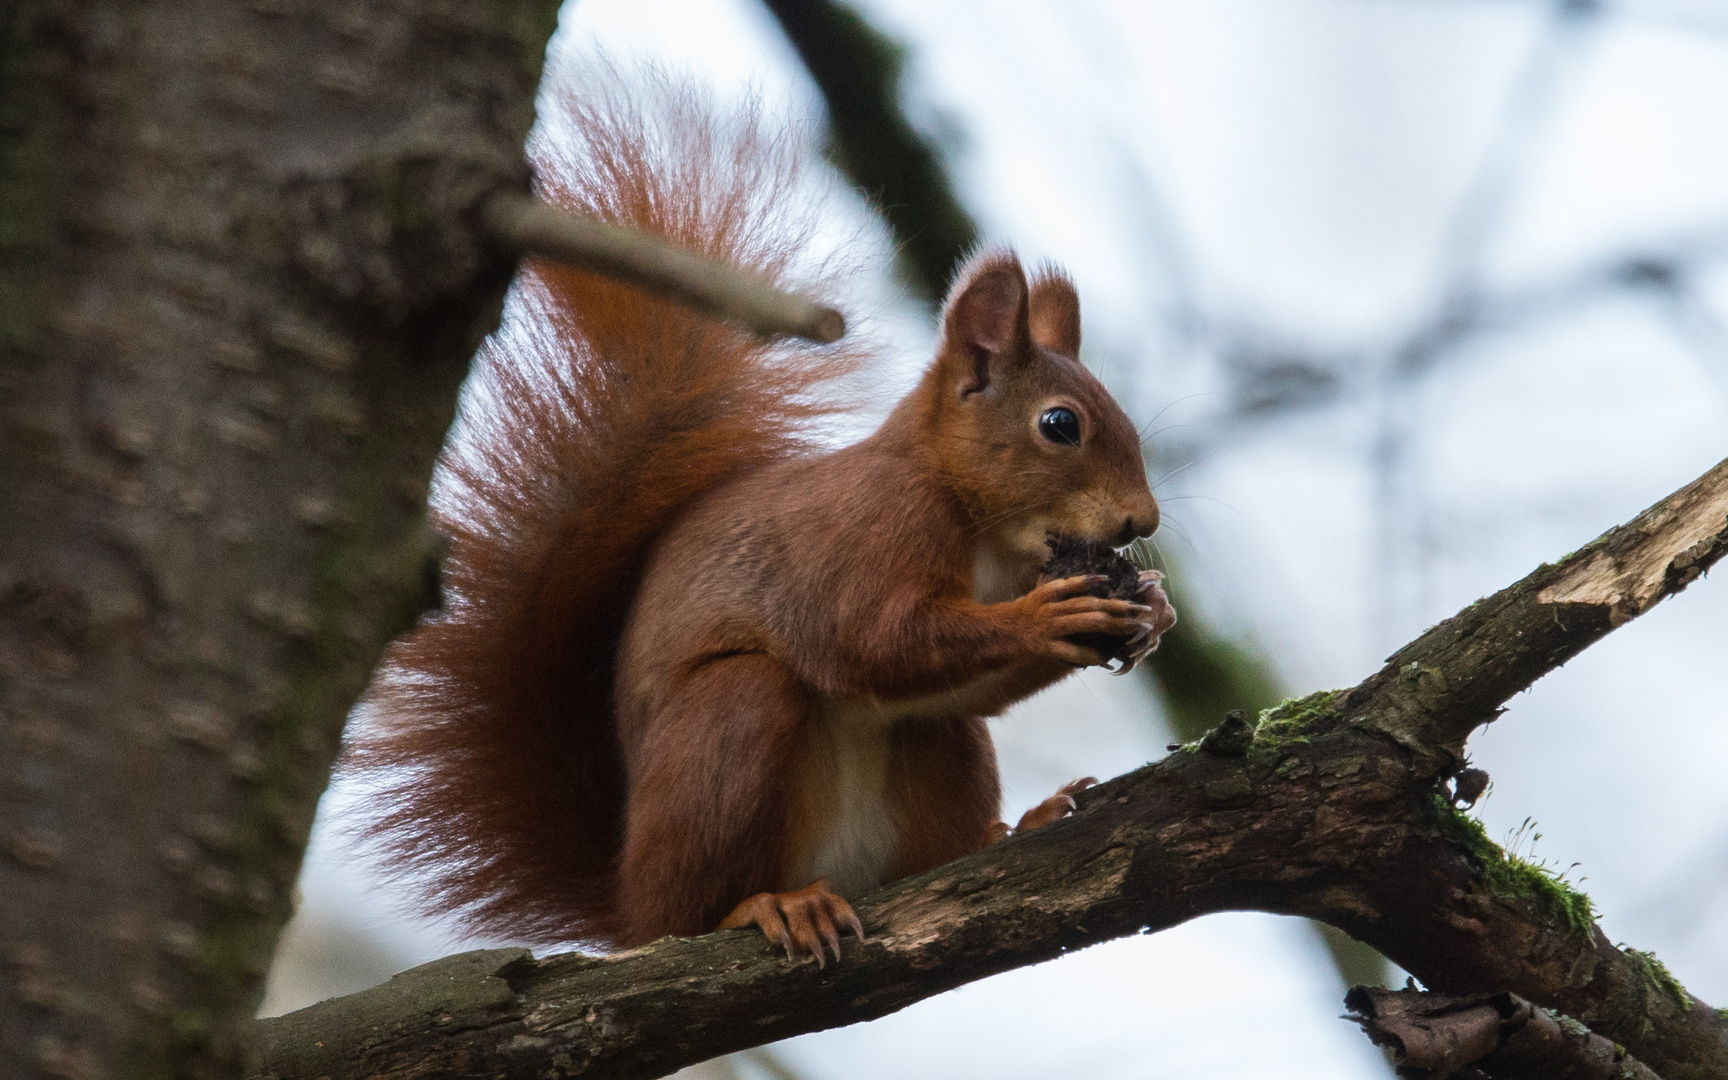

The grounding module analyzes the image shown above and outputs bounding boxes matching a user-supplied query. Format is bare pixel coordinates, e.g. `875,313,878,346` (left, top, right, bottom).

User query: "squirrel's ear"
940,255,1031,397
1028,267,1080,357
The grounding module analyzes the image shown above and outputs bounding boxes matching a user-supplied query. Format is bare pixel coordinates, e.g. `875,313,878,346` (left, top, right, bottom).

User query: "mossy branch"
252,459,1728,1080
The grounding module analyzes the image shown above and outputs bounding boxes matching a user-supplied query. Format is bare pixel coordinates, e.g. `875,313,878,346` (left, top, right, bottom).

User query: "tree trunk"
0,3,559,1075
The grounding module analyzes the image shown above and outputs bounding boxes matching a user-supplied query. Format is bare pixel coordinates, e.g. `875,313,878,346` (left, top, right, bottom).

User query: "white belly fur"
797,540,1034,897
801,705,899,897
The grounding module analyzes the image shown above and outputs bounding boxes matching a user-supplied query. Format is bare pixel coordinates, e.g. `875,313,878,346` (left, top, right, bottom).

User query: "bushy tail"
344,68,865,946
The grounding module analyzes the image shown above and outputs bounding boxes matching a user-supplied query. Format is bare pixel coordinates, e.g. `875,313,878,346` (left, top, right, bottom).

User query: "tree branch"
1345,454,1728,769
1346,987,1666,1080
252,456,1728,1080
482,193,846,343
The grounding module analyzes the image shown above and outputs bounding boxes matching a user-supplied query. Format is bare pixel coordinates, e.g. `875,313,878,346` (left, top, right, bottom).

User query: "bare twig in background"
738,1047,808,1080
252,459,1727,1080
483,193,846,343
1179,224,1728,445
1347,987,1665,1080
1128,0,1728,581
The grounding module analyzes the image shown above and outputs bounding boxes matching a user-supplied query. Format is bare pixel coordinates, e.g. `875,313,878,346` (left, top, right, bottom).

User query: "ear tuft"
941,251,1030,395
1028,264,1081,357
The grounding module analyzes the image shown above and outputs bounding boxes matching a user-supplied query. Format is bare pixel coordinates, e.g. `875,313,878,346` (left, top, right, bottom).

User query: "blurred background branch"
760,0,979,300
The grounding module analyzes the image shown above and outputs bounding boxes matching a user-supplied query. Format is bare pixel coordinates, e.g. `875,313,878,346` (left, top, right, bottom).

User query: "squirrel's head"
924,252,1158,562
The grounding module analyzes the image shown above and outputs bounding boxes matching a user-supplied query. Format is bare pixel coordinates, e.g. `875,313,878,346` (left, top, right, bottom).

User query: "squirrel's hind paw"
719,878,864,966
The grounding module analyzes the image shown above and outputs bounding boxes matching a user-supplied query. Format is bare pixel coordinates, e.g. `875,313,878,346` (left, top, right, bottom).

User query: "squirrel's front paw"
719,878,864,966
1016,575,1161,668
1113,571,1178,674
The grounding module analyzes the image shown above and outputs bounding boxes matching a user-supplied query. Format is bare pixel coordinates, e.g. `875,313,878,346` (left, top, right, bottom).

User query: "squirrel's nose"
1114,501,1159,546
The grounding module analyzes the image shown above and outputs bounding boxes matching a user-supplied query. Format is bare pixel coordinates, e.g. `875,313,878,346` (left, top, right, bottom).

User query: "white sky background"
265,2,1728,1078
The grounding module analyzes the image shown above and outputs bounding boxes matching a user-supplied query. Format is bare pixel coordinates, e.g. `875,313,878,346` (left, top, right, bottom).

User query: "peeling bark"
1346,987,1666,1080
1349,457,1728,767
0,3,560,1076
251,459,1728,1080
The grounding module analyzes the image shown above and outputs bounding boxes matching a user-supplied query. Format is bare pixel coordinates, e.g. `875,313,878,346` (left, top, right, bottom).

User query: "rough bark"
0,2,560,1077
251,458,1728,1080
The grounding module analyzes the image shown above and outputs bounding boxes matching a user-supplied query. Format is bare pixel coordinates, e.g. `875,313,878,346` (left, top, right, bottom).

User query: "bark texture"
0,2,559,1076
251,458,1728,1080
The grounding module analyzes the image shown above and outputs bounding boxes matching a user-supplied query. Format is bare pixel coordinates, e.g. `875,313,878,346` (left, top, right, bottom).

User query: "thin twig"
482,192,846,344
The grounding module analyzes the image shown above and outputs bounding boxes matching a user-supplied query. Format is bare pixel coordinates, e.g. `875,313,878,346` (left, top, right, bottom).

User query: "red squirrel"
346,75,1176,963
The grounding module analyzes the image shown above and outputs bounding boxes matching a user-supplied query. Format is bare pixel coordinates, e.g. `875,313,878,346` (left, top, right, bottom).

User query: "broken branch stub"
1338,456,1728,768
482,193,847,343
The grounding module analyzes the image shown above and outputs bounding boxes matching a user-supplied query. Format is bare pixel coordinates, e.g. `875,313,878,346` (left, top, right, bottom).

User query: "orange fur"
345,72,1163,952
344,74,865,946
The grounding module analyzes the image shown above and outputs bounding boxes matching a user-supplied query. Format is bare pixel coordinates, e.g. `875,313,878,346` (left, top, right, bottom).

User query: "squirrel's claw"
1114,571,1177,673
1013,777,1098,832
719,878,863,965
818,914,843,964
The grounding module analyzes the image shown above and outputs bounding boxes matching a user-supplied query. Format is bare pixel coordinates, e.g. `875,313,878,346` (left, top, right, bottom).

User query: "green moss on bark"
1254,689,1341,745
1430,795,1597,938
1624,948,1692,1012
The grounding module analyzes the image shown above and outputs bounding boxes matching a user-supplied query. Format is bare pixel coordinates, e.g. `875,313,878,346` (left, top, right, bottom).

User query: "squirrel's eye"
1038,407,1081,447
